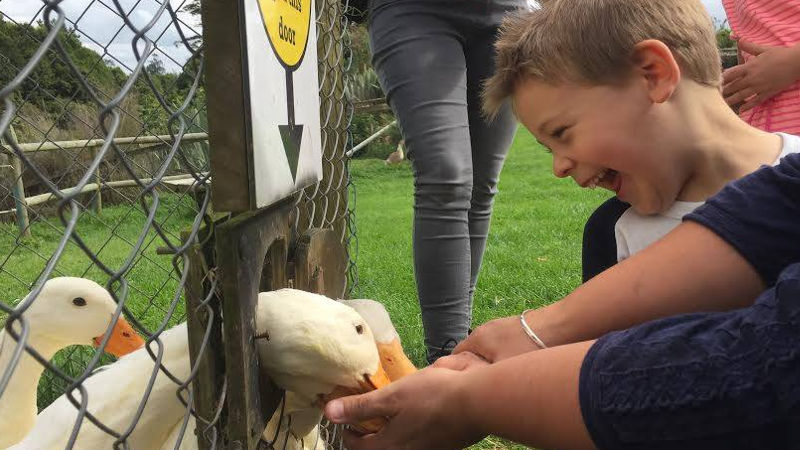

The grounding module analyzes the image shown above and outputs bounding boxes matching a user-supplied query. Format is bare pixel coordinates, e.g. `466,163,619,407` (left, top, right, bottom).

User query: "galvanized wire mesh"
0,0,215,447
295,0,358,301
0,0,357,448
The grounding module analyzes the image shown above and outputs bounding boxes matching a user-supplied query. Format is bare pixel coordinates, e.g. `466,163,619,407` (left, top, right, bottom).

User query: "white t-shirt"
615,132,800,261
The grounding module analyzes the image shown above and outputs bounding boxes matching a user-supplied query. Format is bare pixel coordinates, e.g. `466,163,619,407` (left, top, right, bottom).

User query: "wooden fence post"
215,199,293,449
184,227,226,450
3,126,31,238
91,147,102,214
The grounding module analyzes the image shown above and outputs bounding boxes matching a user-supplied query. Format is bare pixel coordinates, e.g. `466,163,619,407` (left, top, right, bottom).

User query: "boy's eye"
551,126,568,139
534,139,553,154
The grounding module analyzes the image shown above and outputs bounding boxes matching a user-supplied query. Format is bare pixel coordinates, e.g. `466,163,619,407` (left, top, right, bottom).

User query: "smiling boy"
483,0,800,279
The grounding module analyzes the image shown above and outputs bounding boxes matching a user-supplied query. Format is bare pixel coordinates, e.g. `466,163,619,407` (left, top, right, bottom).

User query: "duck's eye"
355,324,364,335
72,297,87,307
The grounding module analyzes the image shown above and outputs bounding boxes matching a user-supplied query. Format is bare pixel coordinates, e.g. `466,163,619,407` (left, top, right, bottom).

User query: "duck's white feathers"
11,323,190,450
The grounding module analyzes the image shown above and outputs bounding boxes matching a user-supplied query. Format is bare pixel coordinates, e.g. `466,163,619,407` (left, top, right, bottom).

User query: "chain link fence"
0,0,357,448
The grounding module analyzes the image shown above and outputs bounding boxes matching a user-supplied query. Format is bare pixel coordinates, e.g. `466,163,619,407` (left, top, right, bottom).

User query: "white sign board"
244,0,323,208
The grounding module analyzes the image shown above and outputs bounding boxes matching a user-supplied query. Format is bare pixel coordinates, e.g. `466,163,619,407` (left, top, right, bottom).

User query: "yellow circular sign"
258,0,313,69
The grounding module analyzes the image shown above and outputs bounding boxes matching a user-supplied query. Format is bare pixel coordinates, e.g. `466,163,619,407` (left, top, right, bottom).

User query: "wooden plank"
184,228,226,450
293,228,348,298
203,0,253,213
215,199,293,449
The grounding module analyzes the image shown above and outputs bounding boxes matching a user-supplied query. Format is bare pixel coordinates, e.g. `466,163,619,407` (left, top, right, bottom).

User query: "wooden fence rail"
0,132,209,154
0,172,208,216
1,126,209,236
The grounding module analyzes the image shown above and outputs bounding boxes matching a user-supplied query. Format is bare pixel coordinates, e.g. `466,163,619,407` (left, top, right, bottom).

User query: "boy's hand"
723,40,800,112
432,351,489,371
452,315,541,363
323,368,486,450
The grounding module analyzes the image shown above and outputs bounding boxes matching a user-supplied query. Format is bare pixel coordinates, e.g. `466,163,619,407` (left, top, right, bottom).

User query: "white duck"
260,298,417,450
256,289,396,449
11,322,191,450
0,277,144,449
16,289,395,450
339,299,417,381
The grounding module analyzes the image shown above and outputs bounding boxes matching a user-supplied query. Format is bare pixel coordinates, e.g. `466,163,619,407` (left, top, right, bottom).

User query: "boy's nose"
552,154,575,178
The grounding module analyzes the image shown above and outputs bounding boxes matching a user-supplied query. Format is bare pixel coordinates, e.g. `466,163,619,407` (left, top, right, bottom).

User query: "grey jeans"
368,0,522,363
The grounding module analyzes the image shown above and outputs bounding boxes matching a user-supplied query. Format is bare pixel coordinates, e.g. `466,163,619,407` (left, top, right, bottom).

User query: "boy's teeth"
587,169,607,189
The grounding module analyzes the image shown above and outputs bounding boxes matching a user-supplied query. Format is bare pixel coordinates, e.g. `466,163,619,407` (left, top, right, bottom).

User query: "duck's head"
255,289,391,406
339,299,417,381
18,277,144,357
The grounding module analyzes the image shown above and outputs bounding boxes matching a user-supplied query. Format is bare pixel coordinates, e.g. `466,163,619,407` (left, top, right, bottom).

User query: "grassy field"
350,127,611,449
0,127,610,447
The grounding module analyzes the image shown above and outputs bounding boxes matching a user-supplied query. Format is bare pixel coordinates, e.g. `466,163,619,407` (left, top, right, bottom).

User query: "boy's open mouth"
585,168,621,193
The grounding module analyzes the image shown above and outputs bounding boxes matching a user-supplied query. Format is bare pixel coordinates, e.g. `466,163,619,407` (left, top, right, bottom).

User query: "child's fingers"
736,39,771,56
722,64,747,84
724,86,757,107
722,75,751,98
739,92,772,112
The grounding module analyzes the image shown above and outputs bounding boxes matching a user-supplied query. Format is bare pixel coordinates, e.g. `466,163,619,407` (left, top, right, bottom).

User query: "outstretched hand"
723,40,800,112
451,315,540,363
432,351,490,371
323,367,486,450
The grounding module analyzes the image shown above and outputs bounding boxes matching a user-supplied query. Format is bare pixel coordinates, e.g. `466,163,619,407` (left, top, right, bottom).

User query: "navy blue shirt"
579,153,800,450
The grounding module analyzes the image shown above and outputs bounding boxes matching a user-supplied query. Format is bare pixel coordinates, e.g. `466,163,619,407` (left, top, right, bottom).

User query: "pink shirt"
723,0,800,134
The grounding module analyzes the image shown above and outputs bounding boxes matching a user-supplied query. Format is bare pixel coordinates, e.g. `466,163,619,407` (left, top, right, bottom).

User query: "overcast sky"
702,0,728,25
1,0,727,73
0,0,201,73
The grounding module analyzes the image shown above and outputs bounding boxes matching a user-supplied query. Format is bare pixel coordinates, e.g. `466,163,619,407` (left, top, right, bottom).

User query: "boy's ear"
631,40,681,104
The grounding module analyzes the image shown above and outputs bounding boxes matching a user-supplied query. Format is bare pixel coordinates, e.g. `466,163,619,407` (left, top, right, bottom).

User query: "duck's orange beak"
377,338,417,381
321,361,392,433
92,317,145,357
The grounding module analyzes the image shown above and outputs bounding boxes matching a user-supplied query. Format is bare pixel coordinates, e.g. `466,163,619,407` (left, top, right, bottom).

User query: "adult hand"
432,351,489,371
723,40,800,112
451,315,540,363
324,368,486,450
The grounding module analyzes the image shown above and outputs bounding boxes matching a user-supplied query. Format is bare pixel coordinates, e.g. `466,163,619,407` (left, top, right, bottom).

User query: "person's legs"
369,6,474,363
582,197,630,282
464,27,517,312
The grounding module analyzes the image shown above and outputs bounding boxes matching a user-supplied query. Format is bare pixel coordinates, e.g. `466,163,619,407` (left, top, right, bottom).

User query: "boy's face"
513,77,688,215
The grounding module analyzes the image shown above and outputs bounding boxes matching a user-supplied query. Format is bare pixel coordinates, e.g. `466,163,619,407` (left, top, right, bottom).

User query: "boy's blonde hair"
483,0,721,118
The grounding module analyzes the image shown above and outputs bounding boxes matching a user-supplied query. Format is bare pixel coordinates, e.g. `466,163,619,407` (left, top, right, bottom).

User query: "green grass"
350,127,611,449
0,193,196,327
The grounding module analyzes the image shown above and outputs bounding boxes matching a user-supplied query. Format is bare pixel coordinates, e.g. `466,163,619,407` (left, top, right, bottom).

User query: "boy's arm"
453,221,763,362
533,221,763,346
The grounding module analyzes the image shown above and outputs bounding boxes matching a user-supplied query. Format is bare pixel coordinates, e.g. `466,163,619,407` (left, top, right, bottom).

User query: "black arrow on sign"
279,68,303,181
